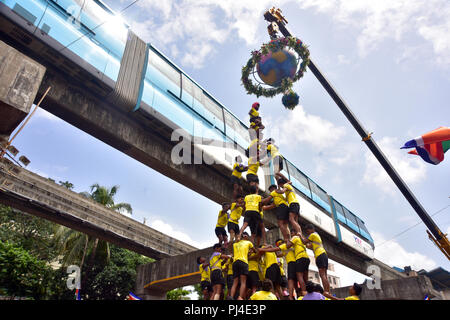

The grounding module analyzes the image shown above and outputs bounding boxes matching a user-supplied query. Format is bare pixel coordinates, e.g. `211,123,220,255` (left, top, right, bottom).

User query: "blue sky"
10,0,450,287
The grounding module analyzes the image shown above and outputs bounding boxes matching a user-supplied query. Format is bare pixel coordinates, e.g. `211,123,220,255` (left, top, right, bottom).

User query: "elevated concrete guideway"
0,158,197,259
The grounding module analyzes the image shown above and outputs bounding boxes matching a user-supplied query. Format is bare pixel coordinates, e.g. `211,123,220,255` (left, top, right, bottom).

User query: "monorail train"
0,0,375,259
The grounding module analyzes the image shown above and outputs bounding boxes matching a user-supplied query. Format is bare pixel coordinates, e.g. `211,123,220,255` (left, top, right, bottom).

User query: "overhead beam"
0,158,197,259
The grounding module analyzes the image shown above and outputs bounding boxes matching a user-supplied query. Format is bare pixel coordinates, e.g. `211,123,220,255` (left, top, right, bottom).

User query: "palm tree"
59,181,74,190
55,184,132,290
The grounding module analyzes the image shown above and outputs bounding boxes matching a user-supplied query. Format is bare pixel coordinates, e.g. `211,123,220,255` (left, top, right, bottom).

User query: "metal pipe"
267,14,444,241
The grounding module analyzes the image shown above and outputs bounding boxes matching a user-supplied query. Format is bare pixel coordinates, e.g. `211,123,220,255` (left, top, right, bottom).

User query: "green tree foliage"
166,287,193,300
78,245,153,300
0,241,50,299
0,180,153,300
59,181,74,190
0,205,58,262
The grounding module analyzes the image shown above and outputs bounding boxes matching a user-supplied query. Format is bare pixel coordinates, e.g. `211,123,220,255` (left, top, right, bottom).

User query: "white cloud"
265,105,346,150
116,0,450,68
298,0,450,66
119,0,293,68
337,54,351,65
362,136,427,196
149,219,210,249
372,232,437,271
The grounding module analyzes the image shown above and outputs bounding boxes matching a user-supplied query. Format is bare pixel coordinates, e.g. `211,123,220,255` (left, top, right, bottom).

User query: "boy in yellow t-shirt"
246,156,261,186
257,243,284,300
222,256,235,300
275,238,297,300
227,196,245,243
209,244,231,300
215,202,231,249
230,232,256,300
231,156,247,200
300,224,330,294
249,279,277,300
249,102,265,138
286,231,310,296
237,185,271,246
275,172,302,235
197,256,212,300
263,184,290,243
266,138,283,175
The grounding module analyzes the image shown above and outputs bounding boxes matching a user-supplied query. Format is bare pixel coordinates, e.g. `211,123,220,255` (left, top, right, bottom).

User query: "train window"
51,0,83,12
147,49,181,97
81,0,128,59
333,200,347,224
308,179,331,213
224,110,238,142
356,217,373,242
285,162,312,198
202,94,224,132
235,121,251,149
278,158,289,183
343,207,360,233
37,1,109,74
12,2,38,25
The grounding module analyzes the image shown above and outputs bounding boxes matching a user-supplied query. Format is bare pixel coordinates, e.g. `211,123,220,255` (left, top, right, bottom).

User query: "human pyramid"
197,103,362,301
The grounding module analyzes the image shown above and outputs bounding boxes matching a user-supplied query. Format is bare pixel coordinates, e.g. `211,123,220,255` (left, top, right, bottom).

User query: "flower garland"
241,36,310,110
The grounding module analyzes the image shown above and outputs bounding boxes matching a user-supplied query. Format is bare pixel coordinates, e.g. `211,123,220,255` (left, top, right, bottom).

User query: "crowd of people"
197,103,362,300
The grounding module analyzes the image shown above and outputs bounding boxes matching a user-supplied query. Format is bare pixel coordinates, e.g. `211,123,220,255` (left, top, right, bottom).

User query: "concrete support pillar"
0,40,46,145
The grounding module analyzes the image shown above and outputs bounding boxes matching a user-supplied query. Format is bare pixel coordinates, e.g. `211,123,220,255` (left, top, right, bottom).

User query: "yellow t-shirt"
216,210,228,228
222,258,233,276
249,108,259,118
284,183,299,205
248,253,260,272
270,190,288,207
258,258,265,281
210,252,223,271
278,258,285,276
229,203,243,224
267,144,281,158
264,250,278,273
247,157,260,175
250,291,277,300
278,243,296,264
291,236,309,260
345,296,360,300
233,240,254,264
232,163,245,178
297,296,304,300
245,194,261,212
308,232,327,258
199,264,210,282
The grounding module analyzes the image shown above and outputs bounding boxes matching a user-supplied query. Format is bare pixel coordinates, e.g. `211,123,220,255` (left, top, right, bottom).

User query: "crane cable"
377,204,450,248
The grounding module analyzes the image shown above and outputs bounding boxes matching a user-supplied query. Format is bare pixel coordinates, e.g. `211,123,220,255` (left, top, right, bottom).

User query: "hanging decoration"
241,36,310,110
